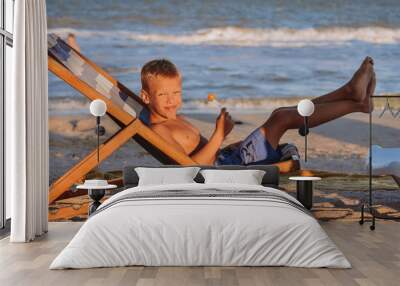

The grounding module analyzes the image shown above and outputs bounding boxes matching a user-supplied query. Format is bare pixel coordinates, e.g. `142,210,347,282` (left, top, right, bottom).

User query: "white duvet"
50,183,350,269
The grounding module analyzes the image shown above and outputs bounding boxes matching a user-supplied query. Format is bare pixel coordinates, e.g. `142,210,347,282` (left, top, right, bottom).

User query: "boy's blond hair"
141,59,180,93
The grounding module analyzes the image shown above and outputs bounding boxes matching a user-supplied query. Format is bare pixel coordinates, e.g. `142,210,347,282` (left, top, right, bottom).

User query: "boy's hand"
216,108,234,138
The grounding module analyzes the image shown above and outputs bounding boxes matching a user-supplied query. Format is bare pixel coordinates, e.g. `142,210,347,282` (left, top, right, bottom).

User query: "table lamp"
297,99,315,162
89,99,107,180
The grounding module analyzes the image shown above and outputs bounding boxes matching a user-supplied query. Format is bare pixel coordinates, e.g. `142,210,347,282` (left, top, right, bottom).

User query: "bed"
50,165,350,269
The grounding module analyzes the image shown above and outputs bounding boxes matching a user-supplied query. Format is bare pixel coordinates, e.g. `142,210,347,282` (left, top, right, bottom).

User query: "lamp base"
298,126,310,136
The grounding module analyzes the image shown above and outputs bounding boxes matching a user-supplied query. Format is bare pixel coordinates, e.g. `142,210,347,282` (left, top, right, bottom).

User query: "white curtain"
7,0,49,242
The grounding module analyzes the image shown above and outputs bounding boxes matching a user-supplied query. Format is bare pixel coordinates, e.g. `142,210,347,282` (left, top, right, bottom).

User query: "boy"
140,58,376,165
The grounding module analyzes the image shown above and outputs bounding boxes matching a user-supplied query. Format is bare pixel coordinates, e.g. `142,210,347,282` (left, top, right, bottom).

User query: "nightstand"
76,183,117,215
289,176,321,210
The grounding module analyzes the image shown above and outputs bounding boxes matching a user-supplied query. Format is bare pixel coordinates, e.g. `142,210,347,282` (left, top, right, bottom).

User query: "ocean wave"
49,26,400,47
183,97,306,110
49,94,400,114
48,96,312,114
48,96,304,112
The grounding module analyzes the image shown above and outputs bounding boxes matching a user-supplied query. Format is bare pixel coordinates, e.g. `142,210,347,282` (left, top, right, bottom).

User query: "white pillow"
135,167,201,186
200,169,266,185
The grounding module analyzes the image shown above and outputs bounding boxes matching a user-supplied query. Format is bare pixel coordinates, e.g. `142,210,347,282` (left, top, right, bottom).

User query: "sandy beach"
48,99,400,221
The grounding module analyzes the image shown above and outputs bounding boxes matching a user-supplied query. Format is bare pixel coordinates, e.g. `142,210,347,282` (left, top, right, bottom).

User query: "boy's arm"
190,130,224,165
152,109,234,165
190,108,234,165
151,124,222,165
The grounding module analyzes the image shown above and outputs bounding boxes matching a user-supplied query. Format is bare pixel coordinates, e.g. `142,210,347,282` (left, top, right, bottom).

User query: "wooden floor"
0,221,399,286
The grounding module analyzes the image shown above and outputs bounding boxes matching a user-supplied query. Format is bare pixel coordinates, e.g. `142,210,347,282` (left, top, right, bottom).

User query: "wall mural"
47,1,400,221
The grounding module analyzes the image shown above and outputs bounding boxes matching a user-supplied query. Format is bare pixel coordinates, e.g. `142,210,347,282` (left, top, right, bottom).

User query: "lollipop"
207,93,242,124
207,93,220,109
207,93,217,102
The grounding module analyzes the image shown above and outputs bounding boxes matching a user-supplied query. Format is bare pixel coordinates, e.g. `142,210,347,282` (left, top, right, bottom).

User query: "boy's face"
141,75,182,120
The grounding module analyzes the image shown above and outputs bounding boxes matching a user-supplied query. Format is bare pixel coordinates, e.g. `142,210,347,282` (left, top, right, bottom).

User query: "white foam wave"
50,26,400,47
49,93,398,114
183,97,308,111
49,96,309,114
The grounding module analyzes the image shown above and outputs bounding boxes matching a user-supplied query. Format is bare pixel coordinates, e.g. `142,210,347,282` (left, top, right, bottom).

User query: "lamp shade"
90,99,107,117
297,99,315,117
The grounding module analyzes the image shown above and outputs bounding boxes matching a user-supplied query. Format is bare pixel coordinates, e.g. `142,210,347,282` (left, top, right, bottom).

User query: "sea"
47,0,400,112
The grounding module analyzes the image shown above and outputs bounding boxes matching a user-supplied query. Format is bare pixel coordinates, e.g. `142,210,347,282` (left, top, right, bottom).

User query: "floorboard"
0,221,399,286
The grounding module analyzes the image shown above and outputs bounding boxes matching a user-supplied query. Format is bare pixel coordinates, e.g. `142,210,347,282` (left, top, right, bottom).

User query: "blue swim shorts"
216,128,282,165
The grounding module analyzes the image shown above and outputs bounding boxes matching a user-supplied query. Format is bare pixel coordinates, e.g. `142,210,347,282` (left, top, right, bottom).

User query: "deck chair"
48,34,300,217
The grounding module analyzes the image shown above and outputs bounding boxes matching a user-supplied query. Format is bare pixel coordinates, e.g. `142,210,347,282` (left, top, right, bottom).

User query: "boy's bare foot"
346,56,374,103
361,71,376,113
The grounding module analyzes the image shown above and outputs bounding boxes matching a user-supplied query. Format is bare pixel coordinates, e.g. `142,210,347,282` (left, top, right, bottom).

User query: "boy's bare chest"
168,120,200,151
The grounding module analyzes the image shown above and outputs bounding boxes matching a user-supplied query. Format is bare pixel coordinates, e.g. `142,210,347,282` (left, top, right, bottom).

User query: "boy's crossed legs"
260,57,376,150
217,57,376,165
